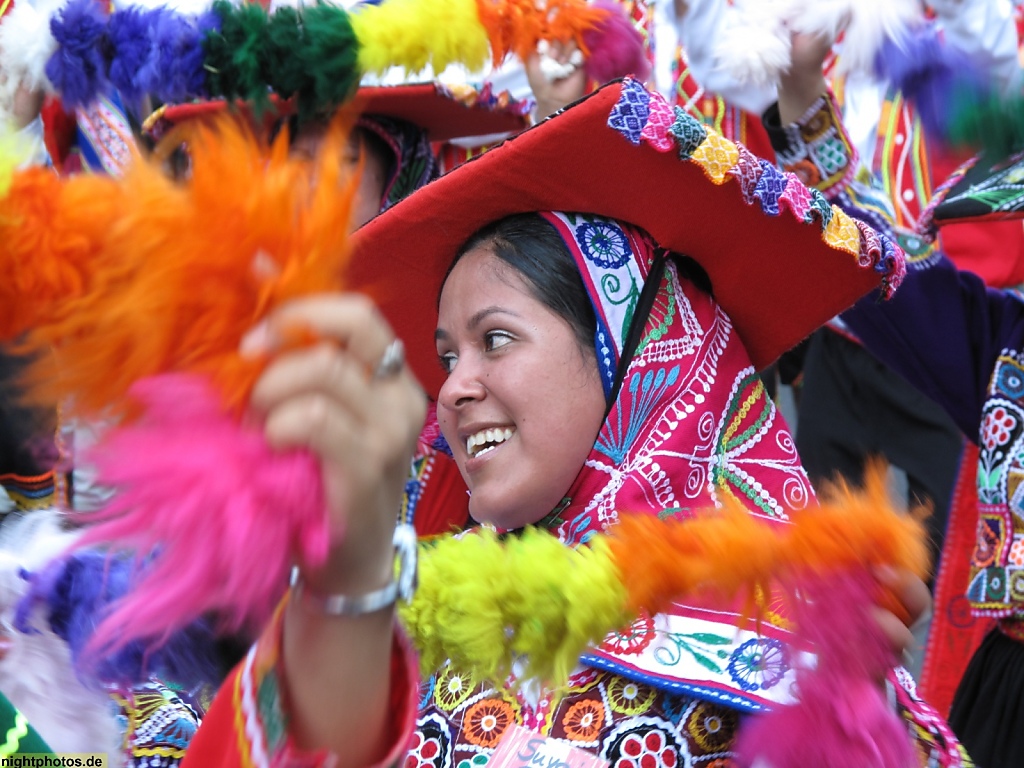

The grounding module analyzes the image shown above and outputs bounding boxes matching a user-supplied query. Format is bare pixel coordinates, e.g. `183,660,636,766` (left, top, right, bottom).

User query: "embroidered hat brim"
348,78,905,399
143,82,529,144
919,149,1024,233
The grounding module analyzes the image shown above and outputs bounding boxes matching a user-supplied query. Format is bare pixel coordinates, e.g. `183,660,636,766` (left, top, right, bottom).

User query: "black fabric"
0,348,56,478
949,627,1024,768
795,328,964,570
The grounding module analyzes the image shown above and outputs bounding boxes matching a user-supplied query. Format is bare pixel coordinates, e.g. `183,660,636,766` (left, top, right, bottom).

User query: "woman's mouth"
466,427,515,458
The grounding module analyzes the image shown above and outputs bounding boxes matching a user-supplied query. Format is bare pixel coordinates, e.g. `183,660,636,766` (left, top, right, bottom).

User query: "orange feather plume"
606,463,930,618
0,169,124,343
21,113,360,417
475,0,610,65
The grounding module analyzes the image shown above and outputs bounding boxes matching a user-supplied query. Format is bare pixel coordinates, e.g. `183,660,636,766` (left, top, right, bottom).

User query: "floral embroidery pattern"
601,613,656,656
562,700,605,742
726,638,789,693
463,699,514,748
435,666,477,712
606,723,682,768
577,221,631,269
608,679,656,716
685,702,737,753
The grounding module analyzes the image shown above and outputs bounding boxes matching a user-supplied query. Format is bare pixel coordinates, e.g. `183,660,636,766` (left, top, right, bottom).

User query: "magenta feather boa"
736,572,917,768
74,373,330,657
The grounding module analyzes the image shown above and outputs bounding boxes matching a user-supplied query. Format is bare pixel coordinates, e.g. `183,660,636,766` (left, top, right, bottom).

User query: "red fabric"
180,665,244,767
931,146,1024,289
40,97,76,174
411,449,470,537
349,81,893,399
918,442,996,718
182,628,419,765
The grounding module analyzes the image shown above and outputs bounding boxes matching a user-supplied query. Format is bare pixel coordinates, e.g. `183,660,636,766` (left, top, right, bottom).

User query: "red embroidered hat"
142,81,530,143
348,77,906,399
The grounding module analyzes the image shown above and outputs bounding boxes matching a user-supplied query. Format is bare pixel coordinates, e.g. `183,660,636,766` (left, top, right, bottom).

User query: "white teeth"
466,427,515,457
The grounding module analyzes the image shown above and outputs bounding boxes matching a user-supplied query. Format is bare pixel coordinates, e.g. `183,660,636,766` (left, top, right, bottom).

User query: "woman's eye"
438,352,457,374
484,331,513,351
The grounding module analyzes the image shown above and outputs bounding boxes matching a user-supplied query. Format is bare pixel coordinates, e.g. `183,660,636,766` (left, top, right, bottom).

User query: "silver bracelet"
291,524,418,616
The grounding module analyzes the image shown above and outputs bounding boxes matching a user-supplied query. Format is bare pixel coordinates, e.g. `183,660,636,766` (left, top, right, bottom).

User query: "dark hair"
444,214,597,353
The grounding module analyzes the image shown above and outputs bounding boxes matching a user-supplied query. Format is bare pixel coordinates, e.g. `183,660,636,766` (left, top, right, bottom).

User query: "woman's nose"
438,355,486,410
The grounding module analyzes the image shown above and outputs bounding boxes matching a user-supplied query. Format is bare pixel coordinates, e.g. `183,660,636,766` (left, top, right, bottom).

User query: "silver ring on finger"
373,338,405,380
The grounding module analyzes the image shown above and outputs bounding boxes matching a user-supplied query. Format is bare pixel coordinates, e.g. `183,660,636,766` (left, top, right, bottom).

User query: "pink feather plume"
736,571,917,768
582,0,651,85
75,373,331,656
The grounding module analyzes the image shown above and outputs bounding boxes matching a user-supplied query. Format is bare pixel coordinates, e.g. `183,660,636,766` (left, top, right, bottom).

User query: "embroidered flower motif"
640,92,676,153
752,160,787,216
434,665,476,712
998,363,1024,399
406,728,446,768
463,698,514,748
615,728,679,768
727,144,763,204
562,699,606,742
982,406,1016,451
608,78,651,145
667,105,707,160
607,678,656,716
601,612,656,656
823,209,860,256
726,637,789,692
576,221,631,269
685,702,737,753
691,131,740,185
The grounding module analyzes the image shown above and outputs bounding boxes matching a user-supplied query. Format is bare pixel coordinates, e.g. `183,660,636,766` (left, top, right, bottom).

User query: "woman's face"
435,245,606,529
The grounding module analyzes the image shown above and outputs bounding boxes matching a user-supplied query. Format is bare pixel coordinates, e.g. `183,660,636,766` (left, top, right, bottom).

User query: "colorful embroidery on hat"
691,130,740,185
753,160,788,216
777,172,812,220
805,188,834,228
607,77,651,145
823,209,861,257
668,106,707,160
639,91,676,153
728,144,763,204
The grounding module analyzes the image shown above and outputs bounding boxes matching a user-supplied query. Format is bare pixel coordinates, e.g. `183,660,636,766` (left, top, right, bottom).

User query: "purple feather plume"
107,7,156,106
45,0,110,109
139,10,202,103
875,26,989,140
582,0,650,85
16,550,226,688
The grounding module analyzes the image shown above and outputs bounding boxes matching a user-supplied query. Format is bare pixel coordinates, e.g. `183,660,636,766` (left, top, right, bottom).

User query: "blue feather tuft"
45,0,109,109
107,7,157,106
875,26,990,141
17,550,228,688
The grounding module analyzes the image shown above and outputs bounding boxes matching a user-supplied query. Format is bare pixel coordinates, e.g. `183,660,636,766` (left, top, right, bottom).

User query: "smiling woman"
190,78,967,767
436,215,606,531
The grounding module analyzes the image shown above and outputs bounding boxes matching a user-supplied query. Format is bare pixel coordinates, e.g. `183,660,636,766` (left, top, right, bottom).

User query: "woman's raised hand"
244,293,426,598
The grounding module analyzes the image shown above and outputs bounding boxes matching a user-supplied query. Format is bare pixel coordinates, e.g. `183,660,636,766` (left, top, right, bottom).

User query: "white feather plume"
711,0,798,86
0,511,124,761
787,0,924,75
0,0,61,94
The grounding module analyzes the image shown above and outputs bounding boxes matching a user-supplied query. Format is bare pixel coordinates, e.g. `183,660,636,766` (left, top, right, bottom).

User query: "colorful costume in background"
778,88,1024,768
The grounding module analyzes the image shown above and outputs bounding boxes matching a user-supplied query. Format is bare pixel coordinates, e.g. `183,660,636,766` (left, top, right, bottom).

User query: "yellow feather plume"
350,0,491,76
